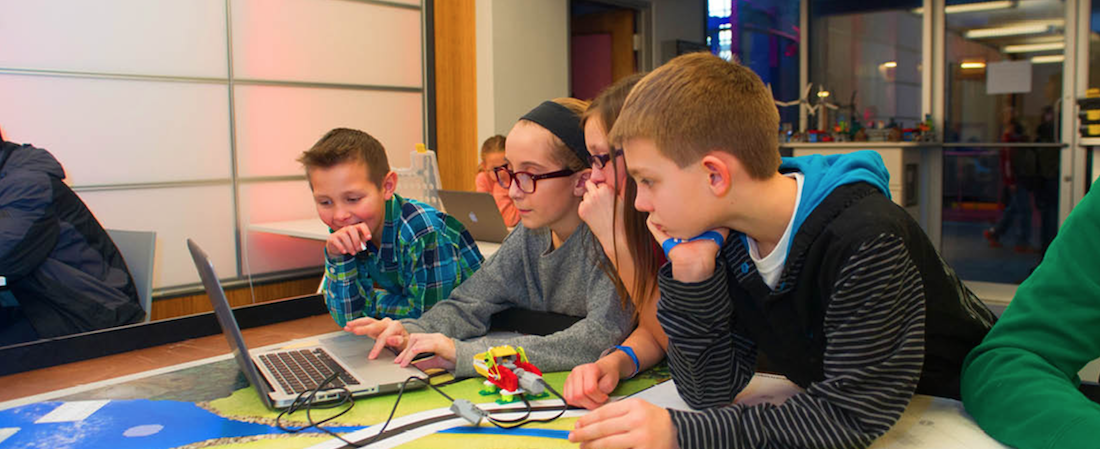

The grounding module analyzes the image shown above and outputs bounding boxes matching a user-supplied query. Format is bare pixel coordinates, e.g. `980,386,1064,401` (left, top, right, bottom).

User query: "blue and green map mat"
0,356,671,449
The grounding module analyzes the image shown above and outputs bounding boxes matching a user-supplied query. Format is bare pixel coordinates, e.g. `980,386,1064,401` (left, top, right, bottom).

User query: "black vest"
723,182,996,399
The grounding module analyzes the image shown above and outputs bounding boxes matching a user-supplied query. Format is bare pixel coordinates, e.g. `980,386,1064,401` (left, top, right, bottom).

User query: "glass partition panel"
1091,0,1100,90
941,0,1064,284
707,0,801,127
808,1,923,133
944,0,1064,143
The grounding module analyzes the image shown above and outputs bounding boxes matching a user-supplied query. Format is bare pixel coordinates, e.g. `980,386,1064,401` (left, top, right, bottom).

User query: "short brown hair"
518,97,591,172
609,53,780,179
298,128,391,186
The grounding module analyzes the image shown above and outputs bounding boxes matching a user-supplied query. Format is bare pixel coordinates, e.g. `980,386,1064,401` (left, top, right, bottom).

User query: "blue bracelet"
660,230,725,259
613,345,640,378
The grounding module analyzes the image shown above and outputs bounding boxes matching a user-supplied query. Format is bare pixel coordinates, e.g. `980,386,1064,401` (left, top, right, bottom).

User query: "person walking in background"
984,118,1035,253
1031,105,1061,258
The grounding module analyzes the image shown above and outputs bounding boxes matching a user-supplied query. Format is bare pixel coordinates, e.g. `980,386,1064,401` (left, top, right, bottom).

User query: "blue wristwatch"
660,230,725,259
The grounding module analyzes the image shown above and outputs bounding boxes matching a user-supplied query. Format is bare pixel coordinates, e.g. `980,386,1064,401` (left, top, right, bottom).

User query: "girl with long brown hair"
564,73,667,409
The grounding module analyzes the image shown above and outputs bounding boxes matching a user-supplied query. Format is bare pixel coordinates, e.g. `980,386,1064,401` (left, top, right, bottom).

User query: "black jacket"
727,182,996,399
0,141,143,338
656,182,998,448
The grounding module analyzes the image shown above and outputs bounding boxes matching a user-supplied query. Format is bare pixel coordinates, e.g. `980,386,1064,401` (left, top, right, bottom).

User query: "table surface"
0,314,342,404
250,218,502,259
0,315,1008,449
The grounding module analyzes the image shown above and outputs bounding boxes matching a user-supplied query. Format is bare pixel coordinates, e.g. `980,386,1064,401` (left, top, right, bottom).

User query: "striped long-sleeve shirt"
657,233,926,449
323,194,484,326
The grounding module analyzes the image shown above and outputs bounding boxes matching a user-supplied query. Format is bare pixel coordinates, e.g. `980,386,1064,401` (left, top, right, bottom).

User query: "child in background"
569,53,995,449
563,73,669,409
298,128,483,326
342,99,633,377
474,135,520,227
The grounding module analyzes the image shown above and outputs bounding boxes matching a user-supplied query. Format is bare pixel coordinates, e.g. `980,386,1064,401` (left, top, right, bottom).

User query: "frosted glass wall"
0,0,425,291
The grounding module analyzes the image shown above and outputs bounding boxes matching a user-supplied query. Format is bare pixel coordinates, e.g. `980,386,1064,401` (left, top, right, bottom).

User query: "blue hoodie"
739,150,891,257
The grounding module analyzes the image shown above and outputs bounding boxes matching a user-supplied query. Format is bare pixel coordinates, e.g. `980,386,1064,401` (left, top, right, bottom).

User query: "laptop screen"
187,239,276,408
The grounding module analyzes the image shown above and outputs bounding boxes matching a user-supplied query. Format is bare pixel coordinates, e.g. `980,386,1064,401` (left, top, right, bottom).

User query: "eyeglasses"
588,149,623,170
493,165,575,194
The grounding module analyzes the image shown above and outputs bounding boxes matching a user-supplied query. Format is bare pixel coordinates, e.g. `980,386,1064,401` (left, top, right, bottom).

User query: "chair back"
106,229,156,322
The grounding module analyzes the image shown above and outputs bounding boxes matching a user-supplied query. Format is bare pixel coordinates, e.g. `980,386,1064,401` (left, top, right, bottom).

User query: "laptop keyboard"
259,348,360,395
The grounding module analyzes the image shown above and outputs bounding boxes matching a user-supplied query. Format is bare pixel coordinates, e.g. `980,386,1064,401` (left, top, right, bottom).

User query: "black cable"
356,375,443,447
275,371,364,448
352,375,571,445
483,394,533,424
278,373,572,447
485,379,569,429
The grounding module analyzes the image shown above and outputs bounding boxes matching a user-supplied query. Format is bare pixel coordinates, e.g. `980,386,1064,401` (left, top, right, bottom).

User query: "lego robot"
473,345,546,404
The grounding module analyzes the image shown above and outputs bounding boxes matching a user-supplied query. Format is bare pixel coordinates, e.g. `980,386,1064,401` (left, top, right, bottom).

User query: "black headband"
520,101,590,168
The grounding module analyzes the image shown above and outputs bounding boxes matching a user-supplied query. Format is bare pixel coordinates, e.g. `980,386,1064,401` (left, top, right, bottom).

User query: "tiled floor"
941,221,1042,285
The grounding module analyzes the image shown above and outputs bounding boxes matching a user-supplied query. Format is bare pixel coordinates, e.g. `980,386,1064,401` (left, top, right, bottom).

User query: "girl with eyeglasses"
343,98,634,379
474,134,519,227
562,74,669,410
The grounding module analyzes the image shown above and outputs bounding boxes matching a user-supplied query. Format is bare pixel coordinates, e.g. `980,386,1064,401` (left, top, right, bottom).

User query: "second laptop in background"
436,190,511,243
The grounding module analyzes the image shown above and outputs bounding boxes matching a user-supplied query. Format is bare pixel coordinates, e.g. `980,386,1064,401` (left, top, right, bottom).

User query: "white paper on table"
631,375,1006,449
870,395,1008,449
630,373,802,410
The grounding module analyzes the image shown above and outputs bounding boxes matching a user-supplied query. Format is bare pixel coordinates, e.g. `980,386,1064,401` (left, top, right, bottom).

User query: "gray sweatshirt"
401,223,634,378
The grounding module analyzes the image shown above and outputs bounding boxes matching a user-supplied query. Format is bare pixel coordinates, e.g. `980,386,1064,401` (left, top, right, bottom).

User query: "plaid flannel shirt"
322,194,484,326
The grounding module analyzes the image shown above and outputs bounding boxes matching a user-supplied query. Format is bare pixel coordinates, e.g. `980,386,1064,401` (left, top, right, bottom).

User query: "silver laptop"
437,190,510,243
186,239,423,409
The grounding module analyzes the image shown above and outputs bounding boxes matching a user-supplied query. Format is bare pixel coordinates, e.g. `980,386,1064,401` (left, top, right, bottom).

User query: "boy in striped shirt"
569,53,995,449
299,128,483,326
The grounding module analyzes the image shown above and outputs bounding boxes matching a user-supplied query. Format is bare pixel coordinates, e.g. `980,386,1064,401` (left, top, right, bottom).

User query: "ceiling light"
960,62,987,69
882,61,898,68
1031,54,1064,64
965,24,1052,39
817,91,830,98
1003,42,1065,53
913,1,1014,14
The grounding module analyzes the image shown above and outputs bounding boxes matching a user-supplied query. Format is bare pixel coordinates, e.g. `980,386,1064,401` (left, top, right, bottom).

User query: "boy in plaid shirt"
299,128,483,326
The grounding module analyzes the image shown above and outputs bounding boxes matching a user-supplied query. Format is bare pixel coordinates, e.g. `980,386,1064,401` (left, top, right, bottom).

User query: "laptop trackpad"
319,332,422,378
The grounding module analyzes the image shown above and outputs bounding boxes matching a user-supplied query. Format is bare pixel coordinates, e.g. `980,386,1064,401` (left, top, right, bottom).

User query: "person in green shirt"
961,187,1100,449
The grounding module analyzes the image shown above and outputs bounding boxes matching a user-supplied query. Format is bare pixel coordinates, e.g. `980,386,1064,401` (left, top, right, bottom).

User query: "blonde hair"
479,135,506,172
609,52,781,179
480,135,506,159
